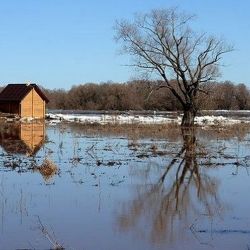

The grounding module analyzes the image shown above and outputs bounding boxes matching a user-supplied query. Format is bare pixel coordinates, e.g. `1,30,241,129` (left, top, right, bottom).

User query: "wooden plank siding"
21,90,32,117
33,90,45,118
20,89,45,118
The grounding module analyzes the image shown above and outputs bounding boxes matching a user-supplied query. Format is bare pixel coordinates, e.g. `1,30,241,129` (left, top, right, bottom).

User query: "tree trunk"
181,106,196,127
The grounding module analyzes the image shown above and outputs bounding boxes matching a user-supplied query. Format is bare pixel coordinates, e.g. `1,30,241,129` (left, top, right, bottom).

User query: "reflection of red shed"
0,84,49,118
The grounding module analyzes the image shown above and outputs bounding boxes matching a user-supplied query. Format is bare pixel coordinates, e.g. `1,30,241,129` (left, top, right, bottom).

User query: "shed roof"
0,84,49,103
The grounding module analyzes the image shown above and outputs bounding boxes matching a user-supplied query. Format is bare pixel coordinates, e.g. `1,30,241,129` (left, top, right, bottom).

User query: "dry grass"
36,159,58,181
37,216,64,249
67,122,182,140
202,123,250,140
61,122,250,142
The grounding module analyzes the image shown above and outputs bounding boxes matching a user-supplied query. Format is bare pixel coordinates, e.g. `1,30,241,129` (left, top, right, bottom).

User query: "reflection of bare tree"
117,128,223,244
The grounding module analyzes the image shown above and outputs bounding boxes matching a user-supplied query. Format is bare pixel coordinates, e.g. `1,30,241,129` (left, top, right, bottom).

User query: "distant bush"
41,80,250,111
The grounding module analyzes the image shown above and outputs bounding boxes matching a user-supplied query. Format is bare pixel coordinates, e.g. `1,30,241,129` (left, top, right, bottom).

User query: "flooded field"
0,122,250,249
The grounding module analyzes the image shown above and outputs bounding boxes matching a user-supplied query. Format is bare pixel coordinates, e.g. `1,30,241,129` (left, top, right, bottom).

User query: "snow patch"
46,112,250,126
46,113,175,125
194,115,244,125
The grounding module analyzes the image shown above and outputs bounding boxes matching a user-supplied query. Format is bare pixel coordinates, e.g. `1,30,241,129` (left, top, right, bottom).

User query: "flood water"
0,122,250,250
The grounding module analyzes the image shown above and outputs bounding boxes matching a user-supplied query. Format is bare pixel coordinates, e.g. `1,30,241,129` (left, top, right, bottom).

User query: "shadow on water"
117,127,225,246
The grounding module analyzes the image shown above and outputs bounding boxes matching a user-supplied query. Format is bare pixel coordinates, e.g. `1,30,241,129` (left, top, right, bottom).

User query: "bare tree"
114,8,233,126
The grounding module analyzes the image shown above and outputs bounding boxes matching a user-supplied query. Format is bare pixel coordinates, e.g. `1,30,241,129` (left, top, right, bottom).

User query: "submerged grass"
34,159,58,182
1,119,250,249
64,122,181,139
202,123,250,140
58,121,250,141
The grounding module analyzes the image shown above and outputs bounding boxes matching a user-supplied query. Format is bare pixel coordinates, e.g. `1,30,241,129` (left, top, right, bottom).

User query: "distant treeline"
42,80,250,111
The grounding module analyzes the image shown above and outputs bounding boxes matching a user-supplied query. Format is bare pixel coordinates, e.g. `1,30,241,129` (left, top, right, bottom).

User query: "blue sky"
0,0,249,89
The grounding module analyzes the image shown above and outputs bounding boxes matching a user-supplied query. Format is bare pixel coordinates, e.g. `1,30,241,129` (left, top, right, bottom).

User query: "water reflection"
0,122,58,182
0,122,249,249
117,128,224,245
0,122,45,156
